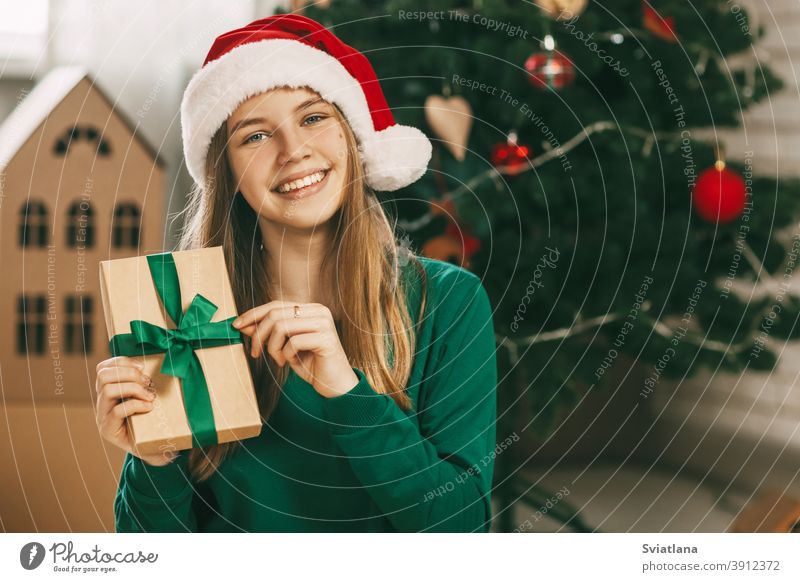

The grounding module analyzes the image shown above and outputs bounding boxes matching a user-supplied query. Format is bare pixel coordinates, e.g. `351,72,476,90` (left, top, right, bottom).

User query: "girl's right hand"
95,356,178,467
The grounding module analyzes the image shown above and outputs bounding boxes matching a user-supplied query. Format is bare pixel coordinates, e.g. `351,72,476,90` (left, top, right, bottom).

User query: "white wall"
698,0,800,176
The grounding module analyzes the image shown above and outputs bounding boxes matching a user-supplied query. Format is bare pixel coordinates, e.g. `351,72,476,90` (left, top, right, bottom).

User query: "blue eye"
244,132,270,144
303,114,325,125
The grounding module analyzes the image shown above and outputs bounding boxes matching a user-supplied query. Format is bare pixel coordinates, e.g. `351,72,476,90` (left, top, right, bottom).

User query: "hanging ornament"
534,0,589,21
692,160,747,224
422,221,481,268
430,196,457,218
491,131,532,176
424,94,473,161
445,221,481,261
525,36,576,90
422,234,466,266
643,3,678,43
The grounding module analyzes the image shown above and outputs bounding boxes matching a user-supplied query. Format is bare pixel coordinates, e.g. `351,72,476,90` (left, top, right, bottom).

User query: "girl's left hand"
232,301,359,398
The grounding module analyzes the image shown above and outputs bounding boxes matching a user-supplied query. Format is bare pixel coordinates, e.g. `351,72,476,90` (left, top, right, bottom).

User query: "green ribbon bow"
108,253,243,448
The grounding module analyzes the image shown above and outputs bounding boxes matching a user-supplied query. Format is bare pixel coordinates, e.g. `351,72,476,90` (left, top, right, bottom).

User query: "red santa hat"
180,14,432,192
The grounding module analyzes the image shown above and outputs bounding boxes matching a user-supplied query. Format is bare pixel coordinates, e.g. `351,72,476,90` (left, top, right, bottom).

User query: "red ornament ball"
491,141,531,175
643,3,678,43
525,51,575,90
692,164,747,223
445,221,481,259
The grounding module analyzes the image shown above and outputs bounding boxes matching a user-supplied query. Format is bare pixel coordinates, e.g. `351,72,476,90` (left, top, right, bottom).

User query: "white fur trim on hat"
181,38,431,191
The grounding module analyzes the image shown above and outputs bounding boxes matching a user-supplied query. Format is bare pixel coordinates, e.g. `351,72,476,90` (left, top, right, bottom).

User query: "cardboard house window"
65,295,92,354
19,201,49,247
112,203,141,248
53,125,111,157
67,200,94,248
17,295,46,355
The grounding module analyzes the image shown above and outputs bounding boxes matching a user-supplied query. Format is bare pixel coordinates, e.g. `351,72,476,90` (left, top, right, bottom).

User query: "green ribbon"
108,253,243,448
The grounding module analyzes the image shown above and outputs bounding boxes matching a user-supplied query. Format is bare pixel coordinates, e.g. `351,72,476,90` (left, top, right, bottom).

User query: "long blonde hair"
175,93,426,482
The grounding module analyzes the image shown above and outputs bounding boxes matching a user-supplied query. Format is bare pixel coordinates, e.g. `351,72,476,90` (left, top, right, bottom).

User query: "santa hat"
180,14,432,192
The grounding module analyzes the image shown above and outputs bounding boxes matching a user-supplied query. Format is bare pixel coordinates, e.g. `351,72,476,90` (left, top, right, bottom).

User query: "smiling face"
225,86,349,232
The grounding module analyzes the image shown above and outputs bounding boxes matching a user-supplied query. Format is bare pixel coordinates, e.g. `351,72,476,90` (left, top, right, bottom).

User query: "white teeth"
276,170,326,193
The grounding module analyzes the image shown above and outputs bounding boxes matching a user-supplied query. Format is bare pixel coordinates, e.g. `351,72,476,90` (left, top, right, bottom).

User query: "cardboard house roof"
0,66,165,170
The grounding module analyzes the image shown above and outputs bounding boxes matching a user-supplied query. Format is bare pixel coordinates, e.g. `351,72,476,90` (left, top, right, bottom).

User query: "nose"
275,125,312,166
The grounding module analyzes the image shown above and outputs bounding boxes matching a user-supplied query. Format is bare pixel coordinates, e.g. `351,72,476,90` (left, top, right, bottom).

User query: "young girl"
95,14,497,533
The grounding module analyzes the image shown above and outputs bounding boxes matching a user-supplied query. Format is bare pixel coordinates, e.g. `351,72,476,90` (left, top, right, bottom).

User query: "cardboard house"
0,67,166,531
0,67,165,403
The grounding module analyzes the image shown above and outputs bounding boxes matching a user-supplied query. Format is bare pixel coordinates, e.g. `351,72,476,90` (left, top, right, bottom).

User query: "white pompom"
360,124,432,192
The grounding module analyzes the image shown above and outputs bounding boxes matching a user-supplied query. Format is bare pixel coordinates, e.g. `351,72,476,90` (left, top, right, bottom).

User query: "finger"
248,307,296,357
237,321,262,337
97,407,126,443
238,305,316,337
234,301,297,329
96,356,145,373
96,366,152,391
99,382,156,416
110,398,155,421
251,313,321,359
236,302,327,332
265,317,325,364
236,306,284,339
249,315,276,358
281,332,323,368
99,396,152,441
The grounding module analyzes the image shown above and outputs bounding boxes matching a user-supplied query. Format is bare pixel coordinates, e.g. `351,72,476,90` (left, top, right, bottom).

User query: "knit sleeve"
321,277,497,532
114,450,199,532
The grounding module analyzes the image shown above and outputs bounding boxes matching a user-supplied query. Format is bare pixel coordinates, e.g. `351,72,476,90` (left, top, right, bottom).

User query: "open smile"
272,168,331,201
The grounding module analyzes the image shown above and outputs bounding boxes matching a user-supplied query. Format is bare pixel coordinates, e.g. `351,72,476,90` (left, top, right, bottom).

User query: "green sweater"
114,257,497,532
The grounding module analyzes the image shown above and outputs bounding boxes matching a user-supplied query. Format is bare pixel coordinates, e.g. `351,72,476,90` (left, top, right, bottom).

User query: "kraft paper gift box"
99,246,261,456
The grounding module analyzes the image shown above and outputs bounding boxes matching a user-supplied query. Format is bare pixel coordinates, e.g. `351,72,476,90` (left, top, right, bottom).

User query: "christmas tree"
294,0,800,530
